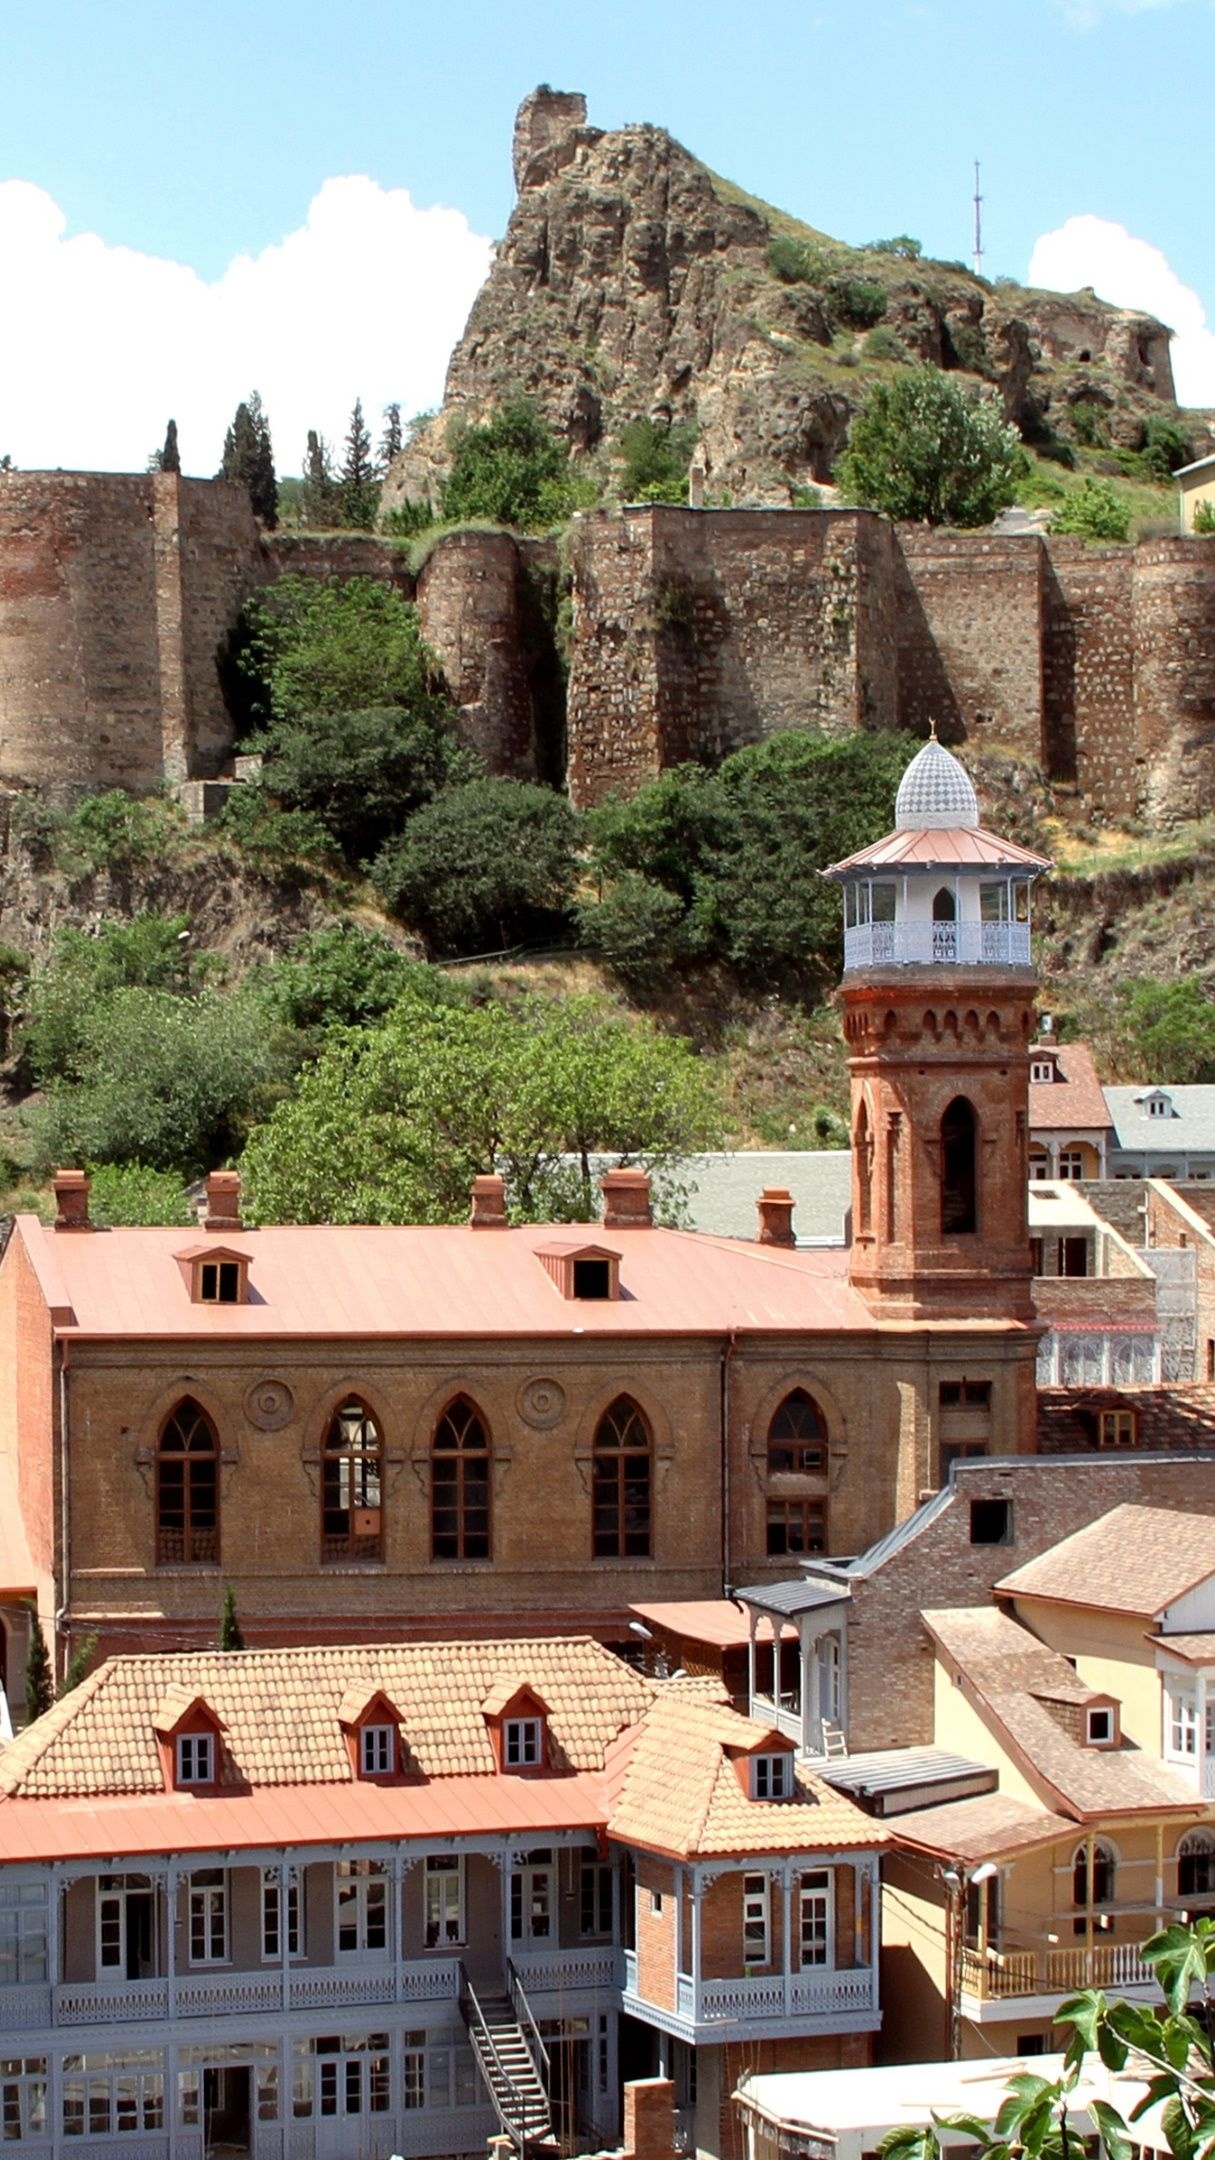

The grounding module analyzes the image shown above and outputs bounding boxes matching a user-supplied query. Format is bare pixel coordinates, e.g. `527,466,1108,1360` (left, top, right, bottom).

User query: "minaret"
824,735,1052,1323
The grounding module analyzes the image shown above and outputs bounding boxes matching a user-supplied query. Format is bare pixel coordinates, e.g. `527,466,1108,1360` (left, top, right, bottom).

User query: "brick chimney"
756,1187,796,1248
52,1169,91,1231
470,1173,508,1227
203,1170,242,1232
600,1168,652,1228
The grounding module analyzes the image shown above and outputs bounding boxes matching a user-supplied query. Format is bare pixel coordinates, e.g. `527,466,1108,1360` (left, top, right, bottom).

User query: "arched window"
767,1391,827,1475
932,887,957,922
157,1400,219,1566
940,1096,978,1236
1179,1831,1215,1900
854,1100,872,1236
431,1397,491,1561
592,1397,652,1559
1072,1839,1116,1932
322,1400,383,1564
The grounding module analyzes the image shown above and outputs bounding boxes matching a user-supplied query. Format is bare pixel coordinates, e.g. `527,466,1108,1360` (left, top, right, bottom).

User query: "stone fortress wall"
1,471,1214,820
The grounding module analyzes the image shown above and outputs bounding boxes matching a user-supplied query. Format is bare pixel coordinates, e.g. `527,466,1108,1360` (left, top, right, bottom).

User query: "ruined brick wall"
894,530,1044,759
174,479,265,776
1134,541,1215,822
1042,541,1137,812
415,529,545,776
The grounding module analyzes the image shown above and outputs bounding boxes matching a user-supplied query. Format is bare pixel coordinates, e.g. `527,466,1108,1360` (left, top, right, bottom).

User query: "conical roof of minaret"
823,733,1052,877
894,736,980,830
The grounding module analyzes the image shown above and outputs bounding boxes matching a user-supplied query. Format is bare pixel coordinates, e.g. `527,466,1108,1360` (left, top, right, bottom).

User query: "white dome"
894,737,980,830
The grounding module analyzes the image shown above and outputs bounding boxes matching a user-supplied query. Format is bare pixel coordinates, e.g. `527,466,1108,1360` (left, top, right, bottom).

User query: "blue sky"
2,0,1212,471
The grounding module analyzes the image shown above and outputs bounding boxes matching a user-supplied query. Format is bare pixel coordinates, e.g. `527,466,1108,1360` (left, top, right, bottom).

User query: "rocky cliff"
382,87,1196,513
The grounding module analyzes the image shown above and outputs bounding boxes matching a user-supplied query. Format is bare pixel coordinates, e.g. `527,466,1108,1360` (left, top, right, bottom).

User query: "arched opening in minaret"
940,1097,977,1235
854,1101,873,1234
932,886,956,920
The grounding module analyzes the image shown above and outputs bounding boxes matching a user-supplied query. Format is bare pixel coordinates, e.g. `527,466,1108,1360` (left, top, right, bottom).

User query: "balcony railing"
843,922,1032,971
51,1956,462,2026
961,1941,1154,2002
643,1964,876,2028
512,1945,623,1994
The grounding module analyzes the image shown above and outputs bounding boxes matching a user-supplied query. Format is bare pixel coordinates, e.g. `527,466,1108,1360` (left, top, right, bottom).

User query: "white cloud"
0,176,493,474
1055,0,1194,29
1028,213,1215,407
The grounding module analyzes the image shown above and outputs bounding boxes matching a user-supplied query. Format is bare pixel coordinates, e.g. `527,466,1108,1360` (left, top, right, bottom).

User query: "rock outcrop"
382,88,1197,514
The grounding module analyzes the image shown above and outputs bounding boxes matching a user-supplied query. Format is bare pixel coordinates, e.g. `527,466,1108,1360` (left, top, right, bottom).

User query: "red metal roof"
629,1601,754,1650
825,825,1052,876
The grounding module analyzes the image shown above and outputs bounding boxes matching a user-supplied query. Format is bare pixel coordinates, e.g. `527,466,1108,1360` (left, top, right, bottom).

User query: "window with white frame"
579,1860,614,1939
313,2035,391,2119
61,2050,165,2138
261,1869,303,1960
177,2044,277,2127
1058,1150,1085,1180
176,1732,214,1785
1030,1059,1055,1084
424,1855,464,1948
1086,1705,1116,1747
187,1870,228,1965
504,1717,543,1768
743,1873,770,1966
798,1870,833,1968
752,1752,793,1800
398,2029,478,2113
359,1725,394,1777
1,2057,48,2143
0,1885,48,1985
1167,1681,1198,1758
336,1861,388,1955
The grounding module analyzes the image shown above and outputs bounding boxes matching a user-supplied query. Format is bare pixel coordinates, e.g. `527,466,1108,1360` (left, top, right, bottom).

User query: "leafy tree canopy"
240,983,723,1226
834,367,1022,527
88,1162,193,1227
243,576,446,725
618,417,699,505
441,398,592,531
20,914,207,1086
372,777,582,955
263,923,425,1033
257,704,471,866
1113,976,1215,1084
219,390,277,527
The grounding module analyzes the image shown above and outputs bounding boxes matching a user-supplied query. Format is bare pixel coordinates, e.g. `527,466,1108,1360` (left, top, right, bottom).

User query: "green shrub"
20,915,206,1086
948,322,990,376
1069,399,1108,449
241,576,442,724
217,787,337,874
381,500,435,538
371,778,581,956
866,235,922,260
1143,415,1192,479
834,368,1022,527
618,417,698,504
265,924,423,1032
88,1162,193,1226
576,873,694,987
251,704,470,867
1194,499,1215,536
441,399,594,531
862,325,905,363
826,276,887,330
1050,477,1132,543
766,237,843,288
56,791,180,875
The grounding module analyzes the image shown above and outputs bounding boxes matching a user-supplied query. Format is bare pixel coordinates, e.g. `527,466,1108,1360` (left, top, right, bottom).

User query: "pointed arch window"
767,1391,827,1475
322,1400,383,1564
157,1401,219,1567
431,1397,491,1561
940,1096,978,1236
592,1397,652,1559
854,1100,873,1236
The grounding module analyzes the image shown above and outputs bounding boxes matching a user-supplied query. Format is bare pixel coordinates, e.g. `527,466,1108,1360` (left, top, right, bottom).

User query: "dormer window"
536,1243,621,1301
175,1244,251,1306
1099,1409,1136,1448
752,1752,793,1800
359,1724,395,1776
1140,1091,1174,1119
201,1260,241,1304
177,1732,215,1785
504,1717,543,1768
573,1258,612,1300
1086,1704,1118,1748
1031,1059,1055,1084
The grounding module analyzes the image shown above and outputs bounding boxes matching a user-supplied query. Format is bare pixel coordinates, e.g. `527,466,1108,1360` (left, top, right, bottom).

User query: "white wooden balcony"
843,922,1032,970
511,1944,623,1995
50,1955,462,2026
961,1940,1154,2005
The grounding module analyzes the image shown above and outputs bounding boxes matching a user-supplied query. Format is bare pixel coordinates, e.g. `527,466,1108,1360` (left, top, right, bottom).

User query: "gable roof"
1037,1386,1215,1456
1105,1087,1215,1152
1028,1041,1111,1134
998,1503,1215,1617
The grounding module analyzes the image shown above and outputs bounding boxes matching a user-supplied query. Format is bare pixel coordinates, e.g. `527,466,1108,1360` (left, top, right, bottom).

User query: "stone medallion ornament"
244,1380,295,1431
518,1378,566,1430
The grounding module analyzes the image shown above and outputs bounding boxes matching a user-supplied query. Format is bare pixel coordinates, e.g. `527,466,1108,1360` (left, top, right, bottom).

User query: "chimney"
470,1173,508,1228
203,1170,242,1232
600,1168,652,1228
756,1187,796,1248
52,1169,91,1232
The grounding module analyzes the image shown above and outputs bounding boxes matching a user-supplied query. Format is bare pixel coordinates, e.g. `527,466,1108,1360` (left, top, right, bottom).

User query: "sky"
1,0,1213,475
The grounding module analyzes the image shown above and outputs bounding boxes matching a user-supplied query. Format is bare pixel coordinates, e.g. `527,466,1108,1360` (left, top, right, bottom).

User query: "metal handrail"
508,1956,552,2081
461,1966,536,2145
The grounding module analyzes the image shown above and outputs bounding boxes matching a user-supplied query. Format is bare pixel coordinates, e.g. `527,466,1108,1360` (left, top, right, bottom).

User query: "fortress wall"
567,509,665,805
0,473,166,793
1041,539,1137,812
263,531,415,589
1133,539,1215,823
174,478,264,777
893,530,1044,761
415,529,539,776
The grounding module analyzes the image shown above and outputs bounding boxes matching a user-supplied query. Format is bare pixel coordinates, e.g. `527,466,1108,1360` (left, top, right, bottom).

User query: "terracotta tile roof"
825,825,1051,875
1028,1042,1112,1133
889,1791,1075,1864
606,1686,884,1860
11,1216,877,1341
998,1504,1215,1617
0,1639,653,1799
1036,1386,1215,1456
923,1605,1199,1819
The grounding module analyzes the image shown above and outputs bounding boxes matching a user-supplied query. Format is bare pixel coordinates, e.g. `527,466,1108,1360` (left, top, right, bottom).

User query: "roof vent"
756,1188,796,1248
203,1170,242,1232
470,1173,508,1228
53,1169,91,1232
600,1168,652,1228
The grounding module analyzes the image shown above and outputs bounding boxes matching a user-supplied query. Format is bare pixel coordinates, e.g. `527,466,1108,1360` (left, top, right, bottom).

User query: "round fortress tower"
824,734,1052,1323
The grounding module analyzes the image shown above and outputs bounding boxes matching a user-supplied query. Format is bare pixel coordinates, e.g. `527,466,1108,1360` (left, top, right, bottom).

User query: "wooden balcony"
50,1955,463,2027
961,1940,1154,2003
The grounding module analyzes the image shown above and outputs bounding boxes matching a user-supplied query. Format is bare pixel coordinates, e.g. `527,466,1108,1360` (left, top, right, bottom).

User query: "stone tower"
825,737,1052,1323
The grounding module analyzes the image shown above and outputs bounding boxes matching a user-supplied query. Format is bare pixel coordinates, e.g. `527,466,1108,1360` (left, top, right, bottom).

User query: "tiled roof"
1036,1387,1215,1456
924,1605,1199,1819
0,1639,653,1799
1028,1043,1112,1133
606,1686,883,1860
11,1215,876,1341
998,1503,1215,1616
1154,1634,1215,1666
888,1791,1075,1863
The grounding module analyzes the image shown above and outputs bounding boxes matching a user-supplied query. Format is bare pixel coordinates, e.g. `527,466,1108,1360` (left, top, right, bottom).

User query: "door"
511,1850,554,1944
98,1875,156,1979
203,2065,251,2156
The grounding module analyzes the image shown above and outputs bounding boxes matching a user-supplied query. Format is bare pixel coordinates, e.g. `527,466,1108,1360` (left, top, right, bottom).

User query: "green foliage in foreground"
219,1587,246,1653
1050,476,1132,544
240,983,723,1226
441,399,595,531
835,367,1022,527
261,923,423,1033
880,1920,1215,2160
371,778,582,955
87,1163,193,1226
243,576,444,726
25,1608,53,1723
1194,499,1215,537
21,915,208,1086
1113,976,1215,1083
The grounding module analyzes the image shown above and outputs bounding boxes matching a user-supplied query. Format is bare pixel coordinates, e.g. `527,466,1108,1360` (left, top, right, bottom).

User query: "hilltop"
382,86,1207,514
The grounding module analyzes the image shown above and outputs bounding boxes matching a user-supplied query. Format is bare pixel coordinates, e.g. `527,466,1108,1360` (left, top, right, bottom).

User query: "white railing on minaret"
844,923,1031,969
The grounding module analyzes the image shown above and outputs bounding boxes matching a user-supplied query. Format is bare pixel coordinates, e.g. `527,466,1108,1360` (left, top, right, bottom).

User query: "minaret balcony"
843,920,1032,970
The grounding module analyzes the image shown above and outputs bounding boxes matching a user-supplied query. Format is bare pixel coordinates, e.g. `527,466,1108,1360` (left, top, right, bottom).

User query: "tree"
1051,477,1132,543
618,417,698,504
240,983,723,1226
21,913,205,1087
242,574,448,724
219,390,277,527
442,398,588,530
258,705,468,865
219,1586,245,1651
264,924,424,1033
834,367,1022,527
1113,977,1215,1083
24,1607,53,1723
341,397,378,528
379,402,403,473
58,1633,98,1699
159,419,181,474
371,777,582,953
300,428,338,527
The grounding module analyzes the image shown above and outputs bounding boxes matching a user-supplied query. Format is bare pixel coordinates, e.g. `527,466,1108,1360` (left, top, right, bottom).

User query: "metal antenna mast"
973,159,984,277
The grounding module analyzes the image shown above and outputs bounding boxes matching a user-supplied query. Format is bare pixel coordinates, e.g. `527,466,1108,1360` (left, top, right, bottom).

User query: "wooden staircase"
462,1967,557,2153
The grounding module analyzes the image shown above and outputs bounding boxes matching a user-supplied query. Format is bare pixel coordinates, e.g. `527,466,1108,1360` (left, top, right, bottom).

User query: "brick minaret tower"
825,735,1052,1323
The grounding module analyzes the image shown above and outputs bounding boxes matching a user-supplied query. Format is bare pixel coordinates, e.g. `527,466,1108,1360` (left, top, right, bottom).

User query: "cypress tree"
160,419,181,474
379,402,403,473
341,398,378,528
58,1632,98,1699
301,429,338,527
219,391,278,528
24,1607,53,1723
219,1585,245,1652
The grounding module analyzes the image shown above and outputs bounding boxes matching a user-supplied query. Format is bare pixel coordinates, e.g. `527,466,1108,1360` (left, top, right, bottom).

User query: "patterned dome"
894,736,980,831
